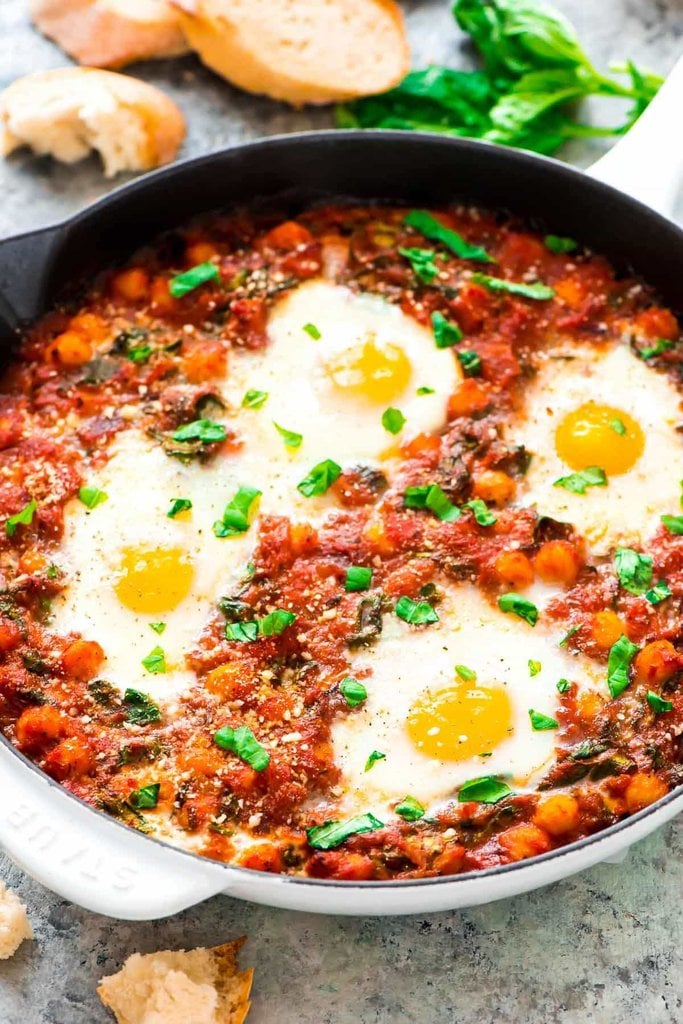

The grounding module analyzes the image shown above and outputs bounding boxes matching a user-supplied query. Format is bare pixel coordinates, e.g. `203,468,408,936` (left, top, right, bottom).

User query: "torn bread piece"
0,882,33,960
30,0,189,69
172,0,410,106
97,939,253,1024
0,68,185,178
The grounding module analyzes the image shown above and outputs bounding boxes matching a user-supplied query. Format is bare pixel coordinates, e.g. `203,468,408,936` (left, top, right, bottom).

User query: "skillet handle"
587,55,683,217
0,741,228,920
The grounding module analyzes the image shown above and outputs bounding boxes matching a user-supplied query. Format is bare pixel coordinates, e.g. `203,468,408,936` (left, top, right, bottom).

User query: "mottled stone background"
0,1,682,1021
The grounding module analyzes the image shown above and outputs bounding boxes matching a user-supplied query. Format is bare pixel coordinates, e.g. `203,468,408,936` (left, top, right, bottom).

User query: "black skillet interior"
0,130,682,342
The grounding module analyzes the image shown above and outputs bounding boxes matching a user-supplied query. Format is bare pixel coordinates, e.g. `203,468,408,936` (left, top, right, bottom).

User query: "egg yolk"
115,546,195,613
325,333,411,403
555,402,644,475
406,684,512,761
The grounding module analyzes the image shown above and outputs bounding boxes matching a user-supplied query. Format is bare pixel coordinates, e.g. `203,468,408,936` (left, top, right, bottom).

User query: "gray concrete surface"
0,1,682,1021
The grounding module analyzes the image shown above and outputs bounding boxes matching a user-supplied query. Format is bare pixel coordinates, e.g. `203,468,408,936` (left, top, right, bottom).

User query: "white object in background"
588,55,683,218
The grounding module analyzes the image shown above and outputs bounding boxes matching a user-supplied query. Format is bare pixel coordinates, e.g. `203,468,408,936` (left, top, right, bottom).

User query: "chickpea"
534,540,582,586
185,241,219,266
472,469,516,506
62,639,105,681
633,639,679,686
533,794,580,836
494,550,534,589
150,275,179,314
499,823,552,861
591,610,627,650
46,330,92,367
44,736,94,781
447,379,490,418
625,772,669,813
576,691,605,723
110,267,149,302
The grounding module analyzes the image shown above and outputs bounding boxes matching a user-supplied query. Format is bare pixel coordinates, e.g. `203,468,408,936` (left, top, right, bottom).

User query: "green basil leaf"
395,795,426,821
455,664,476,681
554,466,607,494
259,609,297,637
127,344,152,363
5,499,37,538
646,690,673,714
395,596,439,625
640,338,674,360
431,310,463,348
364,750,386,772
273,422,303,449
381,407,406,434
544,234,578,253
645,580,672,606
167,497,192,518
78,487,108,510
614,547,653,595
610,418,626,436
556,678,571,693
123,688,161,725
172,418,226,444
307,812,384,850
528,708,559,730
471,272,554,300
405,209,494,262
340,676,368,707
463,498,497,526
213,485,262,538
214,724,270,771
417,386,436,395
242,389,269,409
498,592,538,626
528,659,542,677
129,783,160,810
559,624,581,647
142,646,166,674
403,483,460,522
345,566,373,592
457,349,482,376
607,634,639,698
302,322,321,339
297,459,342,497
458,775,512,804
168,261,219,298
225,621,259,643
398,246,439,284
661,514,683,535
149,622,166,634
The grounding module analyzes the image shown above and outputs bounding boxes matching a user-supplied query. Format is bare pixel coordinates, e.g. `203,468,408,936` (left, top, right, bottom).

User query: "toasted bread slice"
0,68,185,178
173,0,410,106
0,882,33,960
97,939,253,1024
30,0,189,69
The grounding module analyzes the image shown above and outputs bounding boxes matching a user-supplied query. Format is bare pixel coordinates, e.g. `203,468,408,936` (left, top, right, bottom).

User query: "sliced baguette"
173,0,410,106
97,939,253,1024
0,68,185,178
0,882,33,960
30,0,189,69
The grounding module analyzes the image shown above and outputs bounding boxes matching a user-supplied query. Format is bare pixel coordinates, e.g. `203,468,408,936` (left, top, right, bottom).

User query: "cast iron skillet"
0,130,682,921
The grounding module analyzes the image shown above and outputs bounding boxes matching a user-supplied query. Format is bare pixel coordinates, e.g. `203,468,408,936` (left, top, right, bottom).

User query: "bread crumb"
98,939,253,1024
0,882,33,960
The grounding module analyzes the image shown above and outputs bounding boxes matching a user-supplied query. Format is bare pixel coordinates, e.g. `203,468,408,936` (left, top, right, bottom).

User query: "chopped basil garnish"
167,497,192,518
345,566,373,592
302,322,321,339
463,498,496,526
609,418,626,436
365,750,386,772
123,688,161,725
340,676,368,707
528,659,541,677
661,514,683,535
457,350,482,376
172,418,226,444
556,678,571,693
225,621,260,643
214,724,270,771
498,593,538,626
528,709,559,730
431,310,463,348
614,547,653,595
455,664,476,681
647,690,673,714
307,812,384,850
559,624,581,647
640,338,674,360
129,783,160,810
458,775,512,804
395,595,439,625
403,483,460,522
395,795,426,821
645,580,672,605
149,622,166,635
142,646,166,674
416,385,435,395
471,273,554,301
78,487,108,510
554,466,607,494
168,261,219,298
607,634,639,698
297,459,342,497
213,485,262,538
381,407,406,434
259,609,297,636
404,210,494,263
273,422,303,449
242,389,269,409
398,246,439,284
544,234,578,254
6,499,37,537
127,343,152,363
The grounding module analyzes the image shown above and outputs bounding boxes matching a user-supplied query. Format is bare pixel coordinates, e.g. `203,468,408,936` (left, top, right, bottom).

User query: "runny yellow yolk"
555,402,644,475
325,333,411,403
115,546,195,613
406,684,513,761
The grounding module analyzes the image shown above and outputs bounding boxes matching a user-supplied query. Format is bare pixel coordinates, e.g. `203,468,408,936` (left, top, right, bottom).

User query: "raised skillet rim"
1,128,682,892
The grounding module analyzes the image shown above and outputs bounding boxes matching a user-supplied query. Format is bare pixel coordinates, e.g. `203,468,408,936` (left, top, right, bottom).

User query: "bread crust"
30,0,189,69
173,0,410,106
0,882,33,960
0,67,186,177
